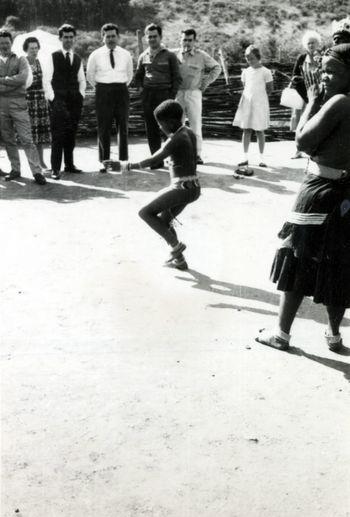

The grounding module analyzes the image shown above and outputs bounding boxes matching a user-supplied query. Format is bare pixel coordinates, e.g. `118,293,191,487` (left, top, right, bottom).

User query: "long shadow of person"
0,175,128,203
175,269,350,327
66,167,248,195
288,346,350,382
108,167,248,194
202,161,300,195
58,168,171,194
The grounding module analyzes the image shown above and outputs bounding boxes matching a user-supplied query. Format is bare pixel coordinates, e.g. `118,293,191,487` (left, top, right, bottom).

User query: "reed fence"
78,63,295,141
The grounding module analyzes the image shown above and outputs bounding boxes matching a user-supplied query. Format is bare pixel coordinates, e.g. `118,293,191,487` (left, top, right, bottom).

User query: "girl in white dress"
233,45,273,169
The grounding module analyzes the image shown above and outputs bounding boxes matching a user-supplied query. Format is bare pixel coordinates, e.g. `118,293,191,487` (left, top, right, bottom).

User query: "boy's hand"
103,160,121,172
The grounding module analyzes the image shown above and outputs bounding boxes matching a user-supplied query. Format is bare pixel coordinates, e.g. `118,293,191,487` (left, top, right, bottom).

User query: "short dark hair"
0,29,13,42
101,23,119,36
58,24,76,38
154,100,183,122
245,44,261,60
145,24,162,37
181,29,197,40
23,36,40,52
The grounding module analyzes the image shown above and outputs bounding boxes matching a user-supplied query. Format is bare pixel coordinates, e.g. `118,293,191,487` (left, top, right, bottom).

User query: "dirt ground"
1,138,350,517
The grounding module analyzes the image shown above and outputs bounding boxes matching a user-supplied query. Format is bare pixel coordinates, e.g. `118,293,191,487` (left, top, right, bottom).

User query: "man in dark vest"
44,24,86,180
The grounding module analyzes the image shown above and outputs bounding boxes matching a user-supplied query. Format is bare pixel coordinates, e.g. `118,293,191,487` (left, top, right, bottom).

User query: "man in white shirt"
173,29,221,164
44,24,86,180
87,23,133,172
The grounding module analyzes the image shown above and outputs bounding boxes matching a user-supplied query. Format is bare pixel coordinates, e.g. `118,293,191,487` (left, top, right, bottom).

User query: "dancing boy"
104,100,201,270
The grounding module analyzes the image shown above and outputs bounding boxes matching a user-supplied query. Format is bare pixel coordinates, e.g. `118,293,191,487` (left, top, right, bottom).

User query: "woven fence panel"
78,63,294,141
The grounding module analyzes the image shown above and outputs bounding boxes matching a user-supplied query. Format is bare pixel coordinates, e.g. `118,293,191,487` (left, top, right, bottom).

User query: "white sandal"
325,330,343,353
255,328,290,351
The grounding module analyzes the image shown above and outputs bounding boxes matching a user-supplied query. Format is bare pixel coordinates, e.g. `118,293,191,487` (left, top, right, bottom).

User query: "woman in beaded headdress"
332,17,350,45
256,44,350,353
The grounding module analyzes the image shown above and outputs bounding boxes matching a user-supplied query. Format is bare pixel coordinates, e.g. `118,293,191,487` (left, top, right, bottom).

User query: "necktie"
65,52,71,66
110,49,115,69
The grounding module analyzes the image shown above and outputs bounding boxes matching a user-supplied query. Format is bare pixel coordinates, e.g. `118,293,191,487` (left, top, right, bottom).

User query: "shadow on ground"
203,161,302,195
0,158,302,201
289,346,350,382
253,339,350,382
0,173,129,203
176,269,350,327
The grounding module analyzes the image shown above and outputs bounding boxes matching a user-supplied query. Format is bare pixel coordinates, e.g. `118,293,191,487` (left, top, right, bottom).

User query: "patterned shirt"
301,53,322,90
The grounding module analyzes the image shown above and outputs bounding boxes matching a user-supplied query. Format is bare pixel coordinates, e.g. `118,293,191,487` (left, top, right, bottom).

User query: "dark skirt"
271,174,350,307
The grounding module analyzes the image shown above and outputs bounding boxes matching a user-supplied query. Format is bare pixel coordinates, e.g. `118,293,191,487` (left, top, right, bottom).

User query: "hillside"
1,0,349,61
152,0,350,60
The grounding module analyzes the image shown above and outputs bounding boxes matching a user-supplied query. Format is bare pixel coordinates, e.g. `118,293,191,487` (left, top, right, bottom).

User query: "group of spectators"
1,17,350,185
0,22,222,183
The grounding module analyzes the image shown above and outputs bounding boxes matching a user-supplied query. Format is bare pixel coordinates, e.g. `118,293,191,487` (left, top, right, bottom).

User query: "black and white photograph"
1,1,350,516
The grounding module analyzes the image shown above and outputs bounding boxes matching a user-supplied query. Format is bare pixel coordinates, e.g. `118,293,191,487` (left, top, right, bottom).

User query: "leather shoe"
34,172,47,185
64,165,83,173
5,170,21,181
52,170,61,180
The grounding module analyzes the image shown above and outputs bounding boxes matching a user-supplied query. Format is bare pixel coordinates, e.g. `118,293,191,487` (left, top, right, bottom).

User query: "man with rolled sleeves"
173,29,221,164
134,24,182,169
87,23,133,172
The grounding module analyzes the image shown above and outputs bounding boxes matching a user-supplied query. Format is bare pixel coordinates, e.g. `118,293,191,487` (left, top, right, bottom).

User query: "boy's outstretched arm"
104,138,175,171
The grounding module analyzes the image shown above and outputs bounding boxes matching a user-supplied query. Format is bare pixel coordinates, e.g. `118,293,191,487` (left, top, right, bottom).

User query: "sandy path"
1,138,349,517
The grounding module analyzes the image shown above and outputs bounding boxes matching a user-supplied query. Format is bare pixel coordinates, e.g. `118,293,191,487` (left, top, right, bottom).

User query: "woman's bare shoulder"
323,94,350,110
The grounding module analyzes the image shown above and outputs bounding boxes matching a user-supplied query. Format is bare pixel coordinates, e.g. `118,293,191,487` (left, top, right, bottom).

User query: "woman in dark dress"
256,44,350,353
24,36,51,170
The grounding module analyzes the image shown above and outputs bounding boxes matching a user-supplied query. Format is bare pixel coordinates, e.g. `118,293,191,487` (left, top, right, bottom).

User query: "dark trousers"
96,83,129,162
50,91,83,171
142,89,172,155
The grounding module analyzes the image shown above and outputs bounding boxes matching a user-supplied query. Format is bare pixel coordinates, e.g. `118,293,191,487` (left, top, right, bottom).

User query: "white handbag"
280,85,304,110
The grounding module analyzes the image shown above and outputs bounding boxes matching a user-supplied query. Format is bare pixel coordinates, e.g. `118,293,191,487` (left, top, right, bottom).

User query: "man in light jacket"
0,29,46,184
173,29,221,164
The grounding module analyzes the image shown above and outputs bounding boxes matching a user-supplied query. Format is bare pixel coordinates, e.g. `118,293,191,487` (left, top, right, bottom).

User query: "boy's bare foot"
169,242,186,260
164,254,188,270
